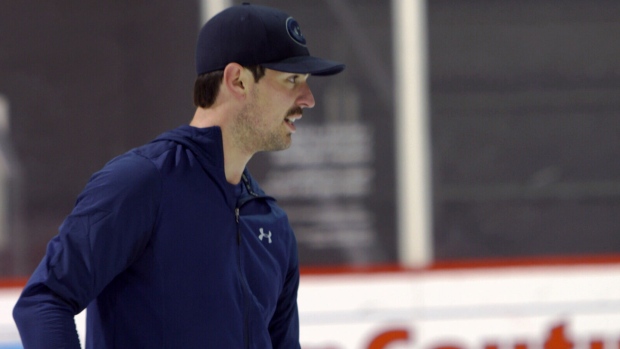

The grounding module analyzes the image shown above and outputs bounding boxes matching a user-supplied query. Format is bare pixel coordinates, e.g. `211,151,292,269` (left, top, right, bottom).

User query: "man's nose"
298,83,315,109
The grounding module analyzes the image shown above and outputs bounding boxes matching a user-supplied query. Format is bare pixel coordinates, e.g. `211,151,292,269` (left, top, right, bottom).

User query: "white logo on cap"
286,17,307,47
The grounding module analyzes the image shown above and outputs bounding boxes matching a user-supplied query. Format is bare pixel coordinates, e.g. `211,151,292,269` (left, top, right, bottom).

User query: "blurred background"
2,1,620,348
2,0,620,276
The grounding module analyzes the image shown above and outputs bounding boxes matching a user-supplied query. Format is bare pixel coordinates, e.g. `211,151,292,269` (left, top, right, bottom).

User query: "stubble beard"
231,100,293,154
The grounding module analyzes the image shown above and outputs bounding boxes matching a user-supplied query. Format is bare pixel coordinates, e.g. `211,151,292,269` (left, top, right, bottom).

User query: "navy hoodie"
13,125,301,348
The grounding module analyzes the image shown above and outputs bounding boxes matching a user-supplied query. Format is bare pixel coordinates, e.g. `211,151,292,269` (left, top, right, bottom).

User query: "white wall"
3,262,620,349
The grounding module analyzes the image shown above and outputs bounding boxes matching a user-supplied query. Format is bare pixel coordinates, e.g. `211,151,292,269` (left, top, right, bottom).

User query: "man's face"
232,68,315,153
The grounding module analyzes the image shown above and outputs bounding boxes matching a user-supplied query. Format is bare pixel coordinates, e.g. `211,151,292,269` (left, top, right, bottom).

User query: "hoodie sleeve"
13,152,161,348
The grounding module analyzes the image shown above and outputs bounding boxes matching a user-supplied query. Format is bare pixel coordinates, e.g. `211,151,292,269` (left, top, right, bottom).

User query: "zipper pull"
235,208,241,245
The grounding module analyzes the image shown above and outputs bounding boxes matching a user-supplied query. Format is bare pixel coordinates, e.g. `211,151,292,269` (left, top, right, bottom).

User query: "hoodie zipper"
235,207,250,349
236,174,275,349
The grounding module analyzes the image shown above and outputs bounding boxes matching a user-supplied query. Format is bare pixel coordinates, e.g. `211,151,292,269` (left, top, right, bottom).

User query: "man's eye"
288,76,298,83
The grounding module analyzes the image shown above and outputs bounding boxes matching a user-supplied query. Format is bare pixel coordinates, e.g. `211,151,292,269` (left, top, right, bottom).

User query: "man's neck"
190,107,252,185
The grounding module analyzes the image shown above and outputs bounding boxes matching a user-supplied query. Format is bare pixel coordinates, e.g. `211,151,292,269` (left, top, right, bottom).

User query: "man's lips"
285,107,303,133
285,115,300,132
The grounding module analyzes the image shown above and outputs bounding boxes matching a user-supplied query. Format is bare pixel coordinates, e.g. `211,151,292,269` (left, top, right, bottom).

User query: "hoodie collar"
156,124,226,170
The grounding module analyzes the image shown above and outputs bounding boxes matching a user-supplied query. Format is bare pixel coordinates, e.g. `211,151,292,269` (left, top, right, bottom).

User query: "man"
13,3,344,348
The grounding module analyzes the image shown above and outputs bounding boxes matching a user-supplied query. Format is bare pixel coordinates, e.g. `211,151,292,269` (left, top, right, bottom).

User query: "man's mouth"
285,107,303,132
285,115,300,132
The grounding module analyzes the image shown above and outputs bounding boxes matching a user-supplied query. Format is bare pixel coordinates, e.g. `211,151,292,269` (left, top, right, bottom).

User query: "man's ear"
222,63,249,100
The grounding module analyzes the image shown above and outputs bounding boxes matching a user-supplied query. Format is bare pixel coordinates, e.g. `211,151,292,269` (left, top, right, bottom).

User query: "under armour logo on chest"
258,228,272,244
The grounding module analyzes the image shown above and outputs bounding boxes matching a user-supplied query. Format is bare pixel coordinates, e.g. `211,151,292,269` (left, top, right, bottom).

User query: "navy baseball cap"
196,3,345,76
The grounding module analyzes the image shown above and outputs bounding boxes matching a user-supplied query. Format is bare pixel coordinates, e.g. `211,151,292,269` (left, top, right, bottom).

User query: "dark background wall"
429,0,620,260
1,1,199,274
2,0,619,275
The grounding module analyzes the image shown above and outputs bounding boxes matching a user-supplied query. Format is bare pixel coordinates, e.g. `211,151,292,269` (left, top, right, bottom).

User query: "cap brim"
262,56,345,76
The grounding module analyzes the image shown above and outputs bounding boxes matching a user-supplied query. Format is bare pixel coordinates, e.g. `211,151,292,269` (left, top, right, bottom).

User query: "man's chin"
261,137,292,152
